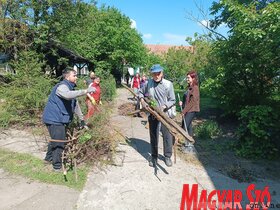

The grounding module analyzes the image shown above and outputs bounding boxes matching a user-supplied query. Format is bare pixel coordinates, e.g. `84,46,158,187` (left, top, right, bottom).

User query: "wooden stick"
48,139,76,143
153,106,194,143
74,158,78,182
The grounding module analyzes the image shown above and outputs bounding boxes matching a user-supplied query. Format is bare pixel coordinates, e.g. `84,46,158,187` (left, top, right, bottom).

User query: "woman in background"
179,70,200,153
130,73,140,100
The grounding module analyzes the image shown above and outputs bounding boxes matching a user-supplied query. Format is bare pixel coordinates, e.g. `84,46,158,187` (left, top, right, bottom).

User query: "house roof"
145,44,194,55
45,39,93,64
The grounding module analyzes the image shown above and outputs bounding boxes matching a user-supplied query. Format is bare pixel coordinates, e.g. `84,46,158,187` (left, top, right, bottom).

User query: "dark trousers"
45,124,66,169
148,116,173,158
182,112,196,144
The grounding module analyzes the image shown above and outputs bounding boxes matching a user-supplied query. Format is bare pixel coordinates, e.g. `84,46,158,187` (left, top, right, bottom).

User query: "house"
43,39,94,77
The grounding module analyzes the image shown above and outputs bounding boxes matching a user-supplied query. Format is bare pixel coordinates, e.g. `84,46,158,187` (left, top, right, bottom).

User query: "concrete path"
0,128,80,210
0,169,79,210
76,88,280,210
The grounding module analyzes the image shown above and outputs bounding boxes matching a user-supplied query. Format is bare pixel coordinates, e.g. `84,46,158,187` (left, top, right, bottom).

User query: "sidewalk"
0,168,79,210
77,88,280,210
0,129,80,210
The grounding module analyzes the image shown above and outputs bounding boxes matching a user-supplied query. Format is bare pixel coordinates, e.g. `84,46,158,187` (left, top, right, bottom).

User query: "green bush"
236,105,279,159
100,74,116,102
0,50,55,127
195,120,221,139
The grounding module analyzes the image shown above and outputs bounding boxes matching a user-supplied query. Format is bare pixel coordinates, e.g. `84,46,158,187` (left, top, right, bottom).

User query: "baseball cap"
150,64,163,73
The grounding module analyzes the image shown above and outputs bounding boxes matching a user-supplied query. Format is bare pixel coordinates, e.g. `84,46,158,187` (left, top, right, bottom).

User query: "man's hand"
87,86,96,93
79,120,89,130
140,98,148,109
161,105,167,112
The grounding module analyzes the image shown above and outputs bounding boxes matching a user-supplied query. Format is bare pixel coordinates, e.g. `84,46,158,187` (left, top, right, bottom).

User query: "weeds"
195,120,222,139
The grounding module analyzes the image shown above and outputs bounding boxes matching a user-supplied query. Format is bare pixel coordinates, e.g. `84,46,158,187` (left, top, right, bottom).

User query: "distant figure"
140,74,148,89
130,73,141,99
85,76,102,120
84,71,95,87
125,72,130,86
179,70,200,153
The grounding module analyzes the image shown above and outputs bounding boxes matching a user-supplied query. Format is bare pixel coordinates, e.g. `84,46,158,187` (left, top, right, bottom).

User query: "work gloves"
79,120,89,130
87,86,96,93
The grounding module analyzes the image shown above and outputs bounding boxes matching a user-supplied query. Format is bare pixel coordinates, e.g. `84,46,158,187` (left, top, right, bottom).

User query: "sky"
96,0,228,46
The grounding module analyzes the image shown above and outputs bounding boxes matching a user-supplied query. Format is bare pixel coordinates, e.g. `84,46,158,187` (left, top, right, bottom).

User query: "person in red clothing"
85,76,101,120
130,73,140,99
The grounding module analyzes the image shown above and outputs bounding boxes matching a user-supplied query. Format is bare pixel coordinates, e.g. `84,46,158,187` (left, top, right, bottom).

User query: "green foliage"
163,38,213,87
195,120,221,139
79,132,92,144
200,78,219,98
210,1,280,114
100,74,116,102
164,47,192,83
0,50,55,127
143,53,164,74
149,99,157,107
236,105,279,159
0,106,13,128
56,4,147,76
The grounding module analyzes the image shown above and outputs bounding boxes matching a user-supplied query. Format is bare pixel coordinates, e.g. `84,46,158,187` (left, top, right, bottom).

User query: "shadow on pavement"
127,137,169,176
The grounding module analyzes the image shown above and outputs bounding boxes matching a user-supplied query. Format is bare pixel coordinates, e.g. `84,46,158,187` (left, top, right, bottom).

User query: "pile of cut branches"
61,127,113,180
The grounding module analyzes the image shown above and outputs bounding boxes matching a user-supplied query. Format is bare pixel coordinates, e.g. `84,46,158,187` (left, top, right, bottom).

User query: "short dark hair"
62,67,75,79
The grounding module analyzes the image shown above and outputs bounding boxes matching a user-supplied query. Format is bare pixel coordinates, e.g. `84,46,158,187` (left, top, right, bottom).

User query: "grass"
0,148,89,190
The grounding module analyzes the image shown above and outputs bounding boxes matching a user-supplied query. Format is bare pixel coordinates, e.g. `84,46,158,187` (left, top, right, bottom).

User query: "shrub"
0,50,56,127
236,105,279,159
100,74,116,102
195,120,221,139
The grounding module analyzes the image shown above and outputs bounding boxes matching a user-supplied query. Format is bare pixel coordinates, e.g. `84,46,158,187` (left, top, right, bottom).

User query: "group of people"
42,63,200,171
138,64,200,167
42,68,101,171
130,73,148,98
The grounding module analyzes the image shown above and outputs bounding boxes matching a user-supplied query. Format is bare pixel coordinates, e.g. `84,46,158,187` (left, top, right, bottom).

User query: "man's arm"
56,84,87,100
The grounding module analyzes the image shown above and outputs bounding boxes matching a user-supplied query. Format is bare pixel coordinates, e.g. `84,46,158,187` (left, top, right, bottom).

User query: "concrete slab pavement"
76,88,280,210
